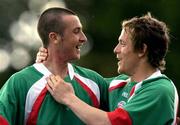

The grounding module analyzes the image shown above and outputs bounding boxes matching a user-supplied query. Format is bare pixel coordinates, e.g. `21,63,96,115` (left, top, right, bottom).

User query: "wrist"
63,93,76,106
65,94,80,109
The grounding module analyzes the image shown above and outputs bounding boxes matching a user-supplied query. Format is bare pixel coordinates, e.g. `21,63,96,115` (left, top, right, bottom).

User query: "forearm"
46,75,112,125
65,94,111,125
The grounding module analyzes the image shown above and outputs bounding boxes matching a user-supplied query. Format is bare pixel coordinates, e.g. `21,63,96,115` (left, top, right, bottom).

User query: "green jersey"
108,71,179,125
0,63,108,125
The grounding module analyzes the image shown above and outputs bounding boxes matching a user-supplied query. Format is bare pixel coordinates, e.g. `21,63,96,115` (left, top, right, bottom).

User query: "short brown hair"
37,7,76,47
122,12,170,71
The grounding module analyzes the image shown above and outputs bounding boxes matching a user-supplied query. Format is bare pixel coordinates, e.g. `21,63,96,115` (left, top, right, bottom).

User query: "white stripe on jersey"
24,63,52,124
24,76,47,124
74,73,100,102
128,70,162,102
170,81,179,125
109,79,128,88
127,82,142,102
24,63,101,124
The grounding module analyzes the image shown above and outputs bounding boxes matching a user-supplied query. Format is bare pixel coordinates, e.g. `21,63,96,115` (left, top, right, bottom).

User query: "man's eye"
120,40,126,46
74,28,80,34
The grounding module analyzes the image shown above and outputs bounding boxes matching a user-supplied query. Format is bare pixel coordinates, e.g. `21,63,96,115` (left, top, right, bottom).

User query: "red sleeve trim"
0,115,9,125
107,108,132,125
109,82,127,92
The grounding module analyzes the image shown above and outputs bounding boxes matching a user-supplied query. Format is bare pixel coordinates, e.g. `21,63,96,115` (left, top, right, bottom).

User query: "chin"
118,70,122,74
74,56,80,60
118,67,125,74
117,68,122,74
76,55,81,60
68,56,80,62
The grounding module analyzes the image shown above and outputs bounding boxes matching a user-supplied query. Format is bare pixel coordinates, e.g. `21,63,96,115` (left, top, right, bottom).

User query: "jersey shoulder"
2,65,43,91
139,75,175,99
10,65,43,81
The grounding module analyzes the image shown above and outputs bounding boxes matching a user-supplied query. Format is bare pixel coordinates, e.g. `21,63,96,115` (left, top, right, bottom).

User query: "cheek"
126,55,139,68
122,53,133,66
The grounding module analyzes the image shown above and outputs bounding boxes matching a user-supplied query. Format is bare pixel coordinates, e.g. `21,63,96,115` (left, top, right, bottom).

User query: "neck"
130,64,157,83
43,49,68,79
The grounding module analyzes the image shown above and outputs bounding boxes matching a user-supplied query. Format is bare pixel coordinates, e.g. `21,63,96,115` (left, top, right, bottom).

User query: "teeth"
76,46,80,49
116,57,120,60
76,44,83,49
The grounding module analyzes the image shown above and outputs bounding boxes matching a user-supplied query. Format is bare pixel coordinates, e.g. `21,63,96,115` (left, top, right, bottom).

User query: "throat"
130,68,157,83
43,61,68,79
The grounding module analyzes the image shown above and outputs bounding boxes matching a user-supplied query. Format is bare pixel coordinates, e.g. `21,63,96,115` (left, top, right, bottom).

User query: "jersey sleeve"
0,75,18,124
107,107,132,125
0,73,26,125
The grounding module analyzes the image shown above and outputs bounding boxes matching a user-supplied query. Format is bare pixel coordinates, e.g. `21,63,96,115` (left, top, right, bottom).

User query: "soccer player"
45,13,179,125
0,7,108,125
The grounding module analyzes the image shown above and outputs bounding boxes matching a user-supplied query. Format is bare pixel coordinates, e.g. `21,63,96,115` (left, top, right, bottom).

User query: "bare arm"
46,75,112,125
63,92,111,125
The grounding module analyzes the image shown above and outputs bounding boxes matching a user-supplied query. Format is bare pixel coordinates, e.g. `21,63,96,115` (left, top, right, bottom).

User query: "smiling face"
114,28,140,75
56,15,87,62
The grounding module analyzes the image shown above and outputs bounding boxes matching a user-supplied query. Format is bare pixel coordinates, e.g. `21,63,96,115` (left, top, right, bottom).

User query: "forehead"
62,15,82,29
118,29,128,41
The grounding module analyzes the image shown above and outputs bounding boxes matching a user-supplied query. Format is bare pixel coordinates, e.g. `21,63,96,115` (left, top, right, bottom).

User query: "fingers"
46,75,75,104
46,84,54,95
46,75,62,91
35,55,47,63
37,51,48,57
46,75,56,96
35,47,48,63
39,47,48,57
46,75,56,90
55,75,62,82
39,47,48,53
49,75,58,87
46,75,64,97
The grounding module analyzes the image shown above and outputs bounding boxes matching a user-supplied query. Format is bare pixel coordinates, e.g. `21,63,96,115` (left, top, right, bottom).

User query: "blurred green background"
0,0,179,116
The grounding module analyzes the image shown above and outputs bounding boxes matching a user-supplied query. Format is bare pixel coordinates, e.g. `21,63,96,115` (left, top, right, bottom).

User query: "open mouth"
116,57,122,65
116,56,121,61
76,44,83,50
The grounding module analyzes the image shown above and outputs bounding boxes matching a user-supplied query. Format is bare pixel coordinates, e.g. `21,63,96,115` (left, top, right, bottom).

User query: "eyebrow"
74,26,82,30
73,27,81,31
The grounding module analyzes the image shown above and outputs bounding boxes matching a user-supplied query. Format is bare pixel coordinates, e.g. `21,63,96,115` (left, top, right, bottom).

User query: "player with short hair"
45,13,179,125
0,7,108,125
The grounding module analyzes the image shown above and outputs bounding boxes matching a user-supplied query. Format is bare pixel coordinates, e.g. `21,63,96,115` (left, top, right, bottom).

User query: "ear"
49,32,62,44
138,43,147,57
